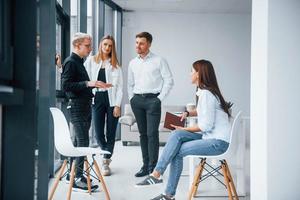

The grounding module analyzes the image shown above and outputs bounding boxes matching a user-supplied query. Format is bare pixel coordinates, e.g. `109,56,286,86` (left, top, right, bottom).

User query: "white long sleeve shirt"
196,88,231,143
127,52,174,101
84,56,123,107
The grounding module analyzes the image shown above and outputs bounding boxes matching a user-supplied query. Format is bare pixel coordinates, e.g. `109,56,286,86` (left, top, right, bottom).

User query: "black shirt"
61,52,93,100
97,68,106,83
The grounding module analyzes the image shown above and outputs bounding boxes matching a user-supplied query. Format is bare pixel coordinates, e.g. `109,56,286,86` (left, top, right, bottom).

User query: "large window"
70,0,78,48
103,1,122,63
0,105,2,196
0,1,3,61
104,4,114,36
0,0,12,81
55,24,62,92
52,0,70,174
87,0,93,37
114,10,122,63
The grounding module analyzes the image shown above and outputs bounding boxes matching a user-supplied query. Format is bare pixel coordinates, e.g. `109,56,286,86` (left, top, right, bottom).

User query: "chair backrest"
50,107,77,156
224,111,242,157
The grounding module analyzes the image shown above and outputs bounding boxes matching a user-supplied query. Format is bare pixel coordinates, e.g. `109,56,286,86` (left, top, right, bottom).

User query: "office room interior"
0,0,299,199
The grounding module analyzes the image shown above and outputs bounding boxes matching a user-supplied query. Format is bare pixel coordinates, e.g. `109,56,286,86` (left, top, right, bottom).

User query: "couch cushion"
124,104,135,118
119,116,136,126
130,123,139,132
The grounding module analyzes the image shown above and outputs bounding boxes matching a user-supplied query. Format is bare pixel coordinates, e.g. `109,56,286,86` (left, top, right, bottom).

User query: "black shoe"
150,194,175,200
148,167,154,174
66,174,93,184
72,180,99,193
135,168,149,177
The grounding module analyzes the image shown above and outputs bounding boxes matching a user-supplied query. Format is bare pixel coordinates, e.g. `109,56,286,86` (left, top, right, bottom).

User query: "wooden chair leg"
67,161,76,200
221,161,233,200
93,159,111,200
224,160,239,200
48,159,68,200
188,158,206,200
85,159,92,195
193,159,206,197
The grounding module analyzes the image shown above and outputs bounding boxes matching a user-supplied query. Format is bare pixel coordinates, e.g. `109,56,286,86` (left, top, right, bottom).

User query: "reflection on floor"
48,141,250,200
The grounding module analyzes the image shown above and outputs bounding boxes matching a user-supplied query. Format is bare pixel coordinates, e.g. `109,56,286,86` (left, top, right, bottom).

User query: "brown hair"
136,32,153,43
193,59,233,117
94,35,120,69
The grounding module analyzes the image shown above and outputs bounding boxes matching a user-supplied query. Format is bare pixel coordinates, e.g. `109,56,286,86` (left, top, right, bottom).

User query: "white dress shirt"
84,56,123,107
196,88,231,143
127,52,174,101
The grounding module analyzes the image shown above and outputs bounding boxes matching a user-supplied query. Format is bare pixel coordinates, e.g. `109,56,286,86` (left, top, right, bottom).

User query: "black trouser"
130,93,161,171
93,91,119,159
68,99,92,177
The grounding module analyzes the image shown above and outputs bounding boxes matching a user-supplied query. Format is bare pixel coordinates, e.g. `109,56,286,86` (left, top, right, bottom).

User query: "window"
70,0,78,44
114,11,122,63
57,0,62,6
0,1,3,61
104,4,114,36
87,0,93,37
0,0,12,81
52,0,71,174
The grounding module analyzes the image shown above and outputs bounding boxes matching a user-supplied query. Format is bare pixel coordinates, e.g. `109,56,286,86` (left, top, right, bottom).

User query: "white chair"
48,107,111,200
187,111,242,200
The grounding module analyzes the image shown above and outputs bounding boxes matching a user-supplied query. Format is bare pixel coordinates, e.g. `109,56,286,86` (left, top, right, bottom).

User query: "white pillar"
251,0,300,199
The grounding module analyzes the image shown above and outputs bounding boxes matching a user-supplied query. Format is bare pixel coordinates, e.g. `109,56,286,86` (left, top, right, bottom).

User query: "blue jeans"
154,130,229,196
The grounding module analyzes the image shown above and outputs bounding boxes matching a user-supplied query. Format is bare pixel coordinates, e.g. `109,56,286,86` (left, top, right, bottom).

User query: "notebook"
163,112,186,130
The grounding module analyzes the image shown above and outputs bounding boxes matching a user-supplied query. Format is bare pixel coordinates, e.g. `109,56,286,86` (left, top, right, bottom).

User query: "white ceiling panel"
113,0,251,13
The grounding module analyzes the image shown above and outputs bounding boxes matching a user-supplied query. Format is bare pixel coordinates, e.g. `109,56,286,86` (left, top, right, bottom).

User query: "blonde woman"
85,35,123,176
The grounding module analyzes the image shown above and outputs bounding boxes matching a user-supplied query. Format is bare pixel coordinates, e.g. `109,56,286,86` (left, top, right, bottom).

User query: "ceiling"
112,0,252,13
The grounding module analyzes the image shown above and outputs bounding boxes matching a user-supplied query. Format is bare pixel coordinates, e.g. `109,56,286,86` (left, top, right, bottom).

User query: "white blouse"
84,56,123,107
196,88,231,143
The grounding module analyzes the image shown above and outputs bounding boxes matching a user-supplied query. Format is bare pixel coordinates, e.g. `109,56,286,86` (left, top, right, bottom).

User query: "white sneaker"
102,159,112,176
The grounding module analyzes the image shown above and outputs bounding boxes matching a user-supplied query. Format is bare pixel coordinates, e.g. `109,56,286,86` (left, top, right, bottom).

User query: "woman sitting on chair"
136,59,233,200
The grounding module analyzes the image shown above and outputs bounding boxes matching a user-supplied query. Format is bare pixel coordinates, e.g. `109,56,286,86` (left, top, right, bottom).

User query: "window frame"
0,0,13,81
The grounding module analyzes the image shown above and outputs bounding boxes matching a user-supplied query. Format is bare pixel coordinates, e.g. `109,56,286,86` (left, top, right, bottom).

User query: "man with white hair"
61,32,111,192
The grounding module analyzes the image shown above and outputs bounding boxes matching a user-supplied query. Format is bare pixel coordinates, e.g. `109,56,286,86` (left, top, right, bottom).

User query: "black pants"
68,99,91,177
93,91,119,159
130,94,161,171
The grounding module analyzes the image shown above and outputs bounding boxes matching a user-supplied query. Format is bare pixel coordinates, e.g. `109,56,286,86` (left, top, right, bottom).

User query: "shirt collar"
196,88,203,96
71,52,84,64
138,51,153,60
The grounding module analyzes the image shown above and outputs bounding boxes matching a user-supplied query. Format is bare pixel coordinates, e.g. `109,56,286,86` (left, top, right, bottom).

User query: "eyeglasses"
81,43,92,48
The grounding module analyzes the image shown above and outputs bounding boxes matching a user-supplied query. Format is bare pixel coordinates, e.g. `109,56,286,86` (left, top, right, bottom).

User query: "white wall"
121,11,251,117
268,0,300,198
251,0,268,199
251,0,300,199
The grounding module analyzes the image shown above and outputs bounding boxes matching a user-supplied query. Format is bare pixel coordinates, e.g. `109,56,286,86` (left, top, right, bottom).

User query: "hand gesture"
87,81,113,88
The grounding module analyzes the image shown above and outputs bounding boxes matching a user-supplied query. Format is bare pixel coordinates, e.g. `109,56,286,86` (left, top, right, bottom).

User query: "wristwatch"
184,110,190,117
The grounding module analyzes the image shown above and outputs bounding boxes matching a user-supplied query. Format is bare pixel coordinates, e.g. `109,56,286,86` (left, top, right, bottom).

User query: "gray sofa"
119,104,186,146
